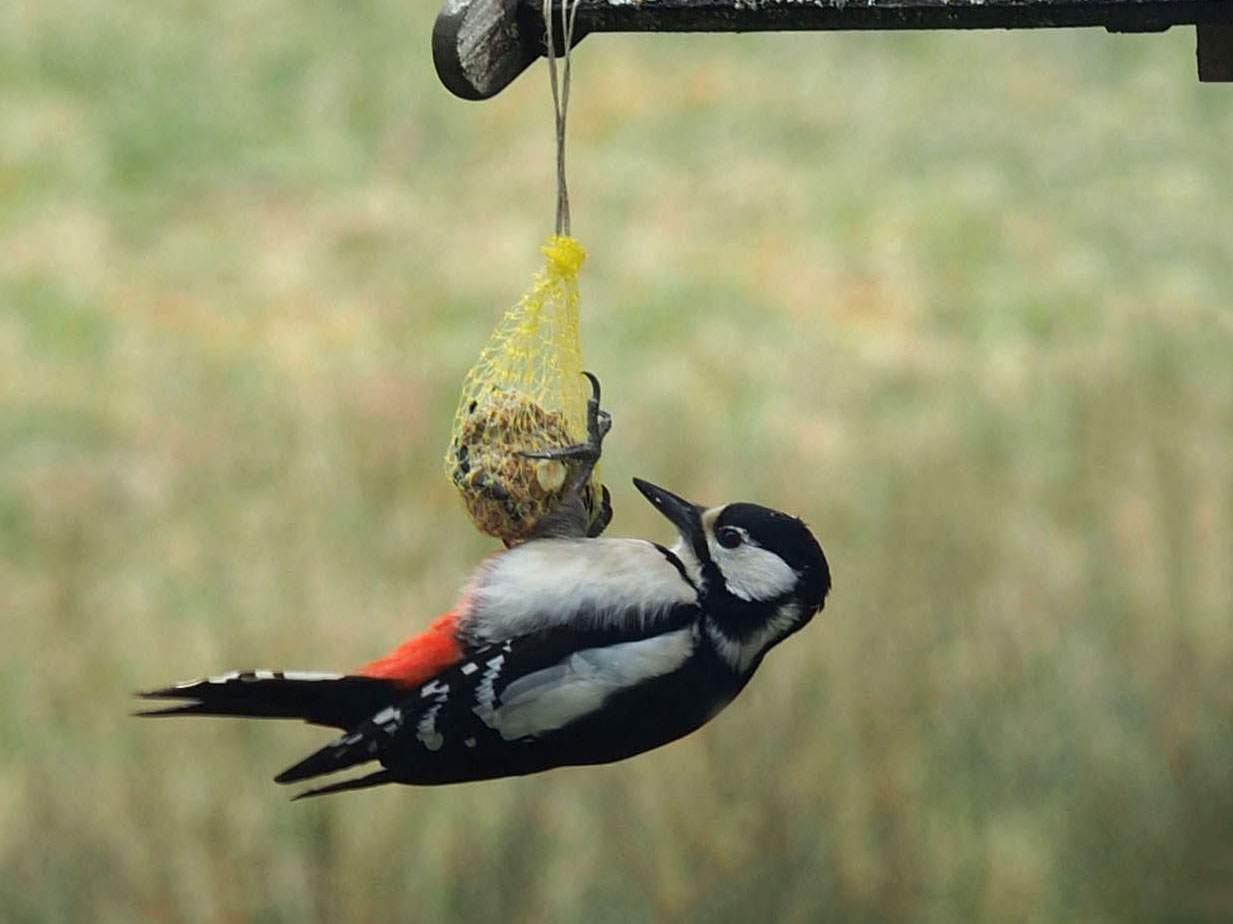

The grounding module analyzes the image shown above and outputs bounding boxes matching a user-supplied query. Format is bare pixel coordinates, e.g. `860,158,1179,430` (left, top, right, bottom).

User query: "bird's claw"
520,371,610,471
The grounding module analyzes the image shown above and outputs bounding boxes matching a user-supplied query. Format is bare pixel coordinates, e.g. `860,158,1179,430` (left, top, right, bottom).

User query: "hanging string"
543,0,582,237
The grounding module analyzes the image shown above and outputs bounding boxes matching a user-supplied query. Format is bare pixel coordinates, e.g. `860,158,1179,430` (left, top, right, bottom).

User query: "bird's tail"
136,670,400,731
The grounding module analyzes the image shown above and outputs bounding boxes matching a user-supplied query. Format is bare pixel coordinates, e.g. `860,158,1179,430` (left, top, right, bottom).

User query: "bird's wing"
486,626,697,739
275,611,700,791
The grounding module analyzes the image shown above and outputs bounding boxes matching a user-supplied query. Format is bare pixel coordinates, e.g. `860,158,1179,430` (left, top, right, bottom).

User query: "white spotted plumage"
471,654,506,728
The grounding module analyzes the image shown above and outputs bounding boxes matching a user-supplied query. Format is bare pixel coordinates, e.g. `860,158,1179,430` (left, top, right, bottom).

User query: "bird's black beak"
633,478,706,554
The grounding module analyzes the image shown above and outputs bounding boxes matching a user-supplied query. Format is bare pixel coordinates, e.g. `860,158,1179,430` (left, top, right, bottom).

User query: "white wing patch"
417,704,445,751
489,628,697,740
415,684,449,751
467,539,696,642
372,706,401,728
471,654,506,728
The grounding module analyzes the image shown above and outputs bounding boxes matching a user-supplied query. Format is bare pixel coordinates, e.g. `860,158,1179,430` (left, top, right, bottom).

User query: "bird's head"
634,478,831,674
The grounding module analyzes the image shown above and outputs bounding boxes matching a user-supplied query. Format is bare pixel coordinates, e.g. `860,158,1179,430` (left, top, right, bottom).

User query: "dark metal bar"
433,0,1233,99
1198,22,1233,78
571,0,1230,34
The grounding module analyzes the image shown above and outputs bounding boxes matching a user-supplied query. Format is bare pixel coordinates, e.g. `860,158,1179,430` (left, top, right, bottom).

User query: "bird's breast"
465,537,698,643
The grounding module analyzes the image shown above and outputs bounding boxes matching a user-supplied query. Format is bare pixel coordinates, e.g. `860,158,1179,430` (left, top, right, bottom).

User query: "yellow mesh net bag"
446,0,604,544
444,235,602,544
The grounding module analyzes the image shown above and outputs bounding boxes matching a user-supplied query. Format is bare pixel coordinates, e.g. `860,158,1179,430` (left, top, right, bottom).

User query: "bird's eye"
716,526,743,549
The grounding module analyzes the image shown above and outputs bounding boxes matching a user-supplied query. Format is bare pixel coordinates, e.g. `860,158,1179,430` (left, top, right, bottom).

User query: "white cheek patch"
711,542,798,603
489,628,696,740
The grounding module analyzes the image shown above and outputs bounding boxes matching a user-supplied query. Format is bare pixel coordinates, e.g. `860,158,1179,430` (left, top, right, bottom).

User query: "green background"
2,2,1232,921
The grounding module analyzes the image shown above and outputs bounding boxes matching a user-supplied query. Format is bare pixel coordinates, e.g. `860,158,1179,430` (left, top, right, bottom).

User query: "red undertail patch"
357,611,464,688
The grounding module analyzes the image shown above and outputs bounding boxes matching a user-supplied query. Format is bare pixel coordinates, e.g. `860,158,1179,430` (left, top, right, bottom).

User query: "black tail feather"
290,770,396,800
274,699,407,784
136,670,400,730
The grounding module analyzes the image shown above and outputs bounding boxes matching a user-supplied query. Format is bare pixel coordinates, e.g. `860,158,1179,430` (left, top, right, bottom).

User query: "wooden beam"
1198,23,1233,79
433,0,1233,99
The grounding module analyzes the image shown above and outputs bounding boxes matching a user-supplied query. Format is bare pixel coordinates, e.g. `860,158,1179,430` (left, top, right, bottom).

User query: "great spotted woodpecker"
139,479,830,797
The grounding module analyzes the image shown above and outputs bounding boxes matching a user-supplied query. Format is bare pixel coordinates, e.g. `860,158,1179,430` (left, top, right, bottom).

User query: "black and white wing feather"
275,609,722,792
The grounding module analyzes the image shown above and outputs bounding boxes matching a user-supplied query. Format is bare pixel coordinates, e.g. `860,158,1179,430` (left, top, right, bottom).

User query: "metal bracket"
1198,22,1233,79
433,0,586,100
432,0,1233,99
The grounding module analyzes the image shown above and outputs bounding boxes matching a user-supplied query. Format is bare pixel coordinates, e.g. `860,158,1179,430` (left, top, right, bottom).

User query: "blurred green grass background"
3,1,1233,921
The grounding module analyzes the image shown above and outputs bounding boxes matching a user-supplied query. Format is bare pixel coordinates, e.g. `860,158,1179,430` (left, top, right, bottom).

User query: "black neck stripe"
654,543,697,593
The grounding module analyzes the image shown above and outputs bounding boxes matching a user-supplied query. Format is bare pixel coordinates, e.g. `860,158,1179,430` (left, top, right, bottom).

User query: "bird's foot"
520,372,611,490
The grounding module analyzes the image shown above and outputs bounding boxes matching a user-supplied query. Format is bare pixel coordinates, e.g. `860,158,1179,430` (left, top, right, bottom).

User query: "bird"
137,478,831,798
